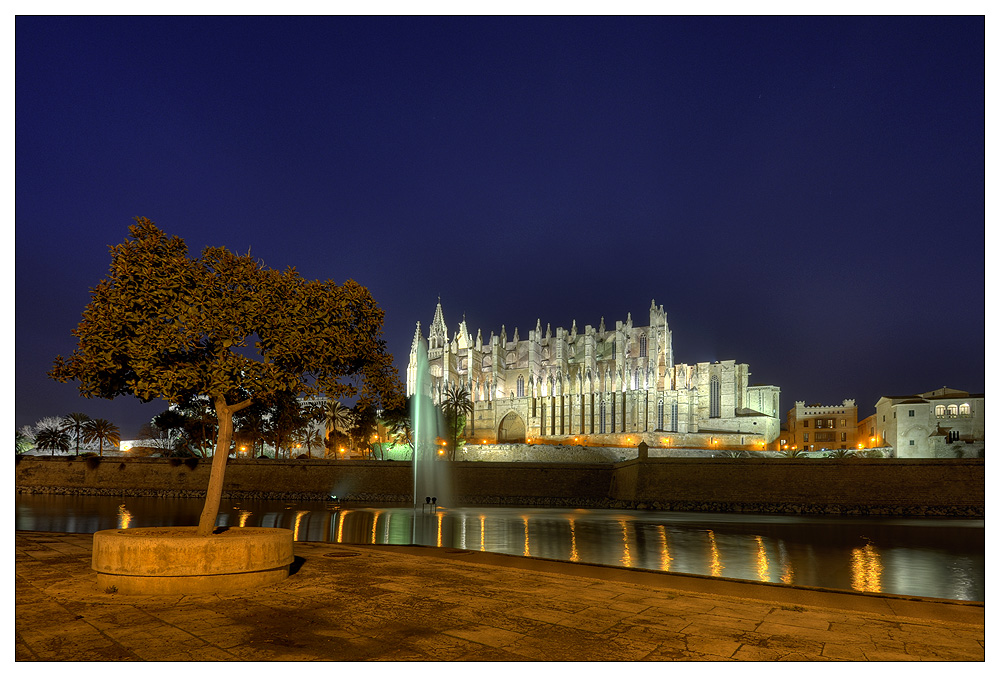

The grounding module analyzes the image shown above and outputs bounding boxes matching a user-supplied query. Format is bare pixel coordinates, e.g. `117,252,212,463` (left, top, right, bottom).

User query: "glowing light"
755,535,770,582
238,509,252,528
371,510,381,544
117,504,132,529
522,515,530,557
707,529,723,577
657,525,672,572
336,509,351,542
479,514,486,551
292,510,310,541
619,519,632,567
436,511,444,547
568,518,579,562
851,541,883,593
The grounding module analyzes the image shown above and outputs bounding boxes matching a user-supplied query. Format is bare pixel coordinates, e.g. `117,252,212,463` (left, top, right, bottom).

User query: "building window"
909,440,915,446
948,404,959,417
803,433,809,442
949,430,960,441
803,420,809,428
639,334,647,358
959,403,971,416
633,370,640,390
516,375,524,398
839,419,846,427
709,375,720,418
935,405,946,417
841,432,847,442
908,410,915,417
599,398,606,434
670,403,678,432
657,400,664,430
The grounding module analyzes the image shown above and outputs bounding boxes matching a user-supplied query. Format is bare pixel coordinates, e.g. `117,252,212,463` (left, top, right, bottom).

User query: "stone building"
406,300,781,449
786,399,859,452
874,387,985,458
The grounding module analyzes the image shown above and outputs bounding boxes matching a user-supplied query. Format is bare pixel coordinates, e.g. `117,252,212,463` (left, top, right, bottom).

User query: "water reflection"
706,529,724,577
117,504,132,529
755,535,769,582
15,495,984,601
851,541,883,593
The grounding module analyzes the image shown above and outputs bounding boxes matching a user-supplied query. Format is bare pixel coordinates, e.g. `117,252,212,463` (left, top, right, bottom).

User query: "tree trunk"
197,395,251,537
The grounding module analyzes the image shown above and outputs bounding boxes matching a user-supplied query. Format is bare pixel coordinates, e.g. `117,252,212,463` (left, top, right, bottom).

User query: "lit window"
959,403,971,416
947,404,958,417
803,433,809,442
935,405,946,417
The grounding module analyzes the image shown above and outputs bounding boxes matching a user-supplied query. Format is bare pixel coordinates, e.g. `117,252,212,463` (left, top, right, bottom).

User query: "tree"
349,403,378,459
82,418,121,457
50,218,402,536
262,391,308,459
323,400,353,458
34,425,70,457
782,448,807,458
441,384,473,460
16,430,33,455
381,398,413,455
61,412,92,456
296,428,323,458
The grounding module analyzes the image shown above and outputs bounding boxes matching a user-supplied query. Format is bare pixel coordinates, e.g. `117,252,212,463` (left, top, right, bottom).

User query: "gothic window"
517,375,524,398
709,375,721,418
657,399,664,430
633,370,640,390
639,333,647,358
959,403,971,416
599,397,606,434
670,403,678,432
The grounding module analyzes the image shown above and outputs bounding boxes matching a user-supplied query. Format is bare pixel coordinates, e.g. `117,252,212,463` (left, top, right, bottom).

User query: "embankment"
14,456,984,516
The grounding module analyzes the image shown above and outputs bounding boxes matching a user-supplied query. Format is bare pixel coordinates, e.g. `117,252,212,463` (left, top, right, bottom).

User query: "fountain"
411,339,452,544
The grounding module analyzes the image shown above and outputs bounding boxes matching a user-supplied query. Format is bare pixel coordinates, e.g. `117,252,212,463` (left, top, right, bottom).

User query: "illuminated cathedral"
406,300,781,449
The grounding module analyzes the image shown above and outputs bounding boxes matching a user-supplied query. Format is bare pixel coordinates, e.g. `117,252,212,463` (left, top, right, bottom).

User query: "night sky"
15,16,985,439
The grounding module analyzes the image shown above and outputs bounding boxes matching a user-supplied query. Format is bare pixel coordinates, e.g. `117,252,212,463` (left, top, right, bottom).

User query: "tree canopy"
50,218,403,533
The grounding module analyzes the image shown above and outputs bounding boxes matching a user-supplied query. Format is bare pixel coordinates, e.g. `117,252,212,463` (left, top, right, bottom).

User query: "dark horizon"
15,16,985,439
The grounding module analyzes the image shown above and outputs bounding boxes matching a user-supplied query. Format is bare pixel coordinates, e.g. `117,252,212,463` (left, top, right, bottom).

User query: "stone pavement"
15,531,984,661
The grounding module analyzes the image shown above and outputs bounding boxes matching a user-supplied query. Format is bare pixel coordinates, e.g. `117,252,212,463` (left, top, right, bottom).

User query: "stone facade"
786,399,859,452
874,387,985,458
407,300,781,449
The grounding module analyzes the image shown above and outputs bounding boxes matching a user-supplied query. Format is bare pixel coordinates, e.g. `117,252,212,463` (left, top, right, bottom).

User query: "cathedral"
406,300,781,449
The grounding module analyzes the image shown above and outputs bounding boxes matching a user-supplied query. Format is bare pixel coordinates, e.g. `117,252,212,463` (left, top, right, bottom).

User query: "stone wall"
14,455,984,516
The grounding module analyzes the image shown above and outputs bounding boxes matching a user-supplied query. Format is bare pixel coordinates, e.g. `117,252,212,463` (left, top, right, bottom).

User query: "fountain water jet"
411,339,452,544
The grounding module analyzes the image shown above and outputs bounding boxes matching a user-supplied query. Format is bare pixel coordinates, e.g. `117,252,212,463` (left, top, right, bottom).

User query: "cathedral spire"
429,299,448,348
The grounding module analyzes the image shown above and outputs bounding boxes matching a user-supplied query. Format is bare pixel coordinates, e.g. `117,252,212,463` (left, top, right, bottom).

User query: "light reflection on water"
15,495,984,601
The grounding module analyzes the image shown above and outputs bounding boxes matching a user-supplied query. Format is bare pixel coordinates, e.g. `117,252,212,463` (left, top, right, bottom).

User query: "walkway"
15,531,984,661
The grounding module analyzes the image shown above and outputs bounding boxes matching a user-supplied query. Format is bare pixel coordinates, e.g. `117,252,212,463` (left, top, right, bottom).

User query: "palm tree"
827,449,855,459
60,412,92,456
323,400,353,459
441,384,473,460
34,426,70,457
296,428,323,458
82,418,121,457
782,448,807,458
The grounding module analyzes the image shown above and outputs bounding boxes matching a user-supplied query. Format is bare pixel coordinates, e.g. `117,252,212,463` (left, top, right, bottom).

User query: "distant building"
857,414,878,450
407,300,781,449
874,387,984,458
786,399,858,452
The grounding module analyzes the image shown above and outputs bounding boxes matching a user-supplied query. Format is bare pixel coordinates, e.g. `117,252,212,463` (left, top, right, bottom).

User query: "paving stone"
15,531,984,662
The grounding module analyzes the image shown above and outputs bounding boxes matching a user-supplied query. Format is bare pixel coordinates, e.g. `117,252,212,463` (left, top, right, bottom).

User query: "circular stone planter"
92,526,294,595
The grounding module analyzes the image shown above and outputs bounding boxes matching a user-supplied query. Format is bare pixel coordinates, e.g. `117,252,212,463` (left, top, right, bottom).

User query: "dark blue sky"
16,16,985,438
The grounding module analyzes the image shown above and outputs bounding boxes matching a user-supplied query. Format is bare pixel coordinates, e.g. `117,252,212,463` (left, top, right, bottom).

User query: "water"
411,340,451,510
16,494,983,602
